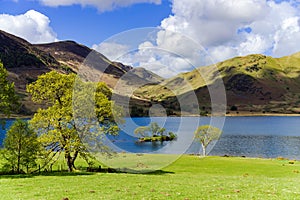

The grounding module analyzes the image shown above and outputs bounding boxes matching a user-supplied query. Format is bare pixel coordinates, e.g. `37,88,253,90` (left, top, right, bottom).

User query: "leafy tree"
0,62,19,118
2,119,39,173
194,125,222,156
134,126,149,137
168,132,176,140
149,122,166,136
134,122,168,138
27,71,120,172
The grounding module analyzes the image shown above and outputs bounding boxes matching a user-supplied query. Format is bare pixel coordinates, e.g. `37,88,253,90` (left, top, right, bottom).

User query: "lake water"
1,117,300,159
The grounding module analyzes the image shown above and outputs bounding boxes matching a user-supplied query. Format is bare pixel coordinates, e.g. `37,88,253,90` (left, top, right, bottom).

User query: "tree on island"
134,122,176,142
27,71,120,172
134,126,149,137
149,122,166,136
0,62,19,120
194,125,222,156
2,120,40,174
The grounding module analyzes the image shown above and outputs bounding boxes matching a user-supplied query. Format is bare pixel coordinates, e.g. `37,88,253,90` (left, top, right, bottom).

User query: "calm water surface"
1,117,300,159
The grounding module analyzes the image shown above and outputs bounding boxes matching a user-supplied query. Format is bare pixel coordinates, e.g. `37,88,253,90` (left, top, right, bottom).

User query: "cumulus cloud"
93,34,205,78
159,0,300,62
92,42,131,60
0,10,57,43
93,0,300,77
38,0,161,12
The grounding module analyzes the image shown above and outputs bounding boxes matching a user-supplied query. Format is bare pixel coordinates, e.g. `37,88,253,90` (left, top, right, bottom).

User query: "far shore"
2,112,300,120
0,114,32,119
182,111,300,117
224,111,300,117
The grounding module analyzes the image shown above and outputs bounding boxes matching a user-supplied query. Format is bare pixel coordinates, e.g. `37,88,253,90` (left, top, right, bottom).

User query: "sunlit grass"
1,155,300,199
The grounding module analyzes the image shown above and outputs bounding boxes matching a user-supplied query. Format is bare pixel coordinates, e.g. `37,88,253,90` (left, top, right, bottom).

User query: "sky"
0,0,300,77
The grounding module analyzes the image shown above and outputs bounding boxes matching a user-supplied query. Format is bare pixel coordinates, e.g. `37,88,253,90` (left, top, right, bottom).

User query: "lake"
1,117,300,159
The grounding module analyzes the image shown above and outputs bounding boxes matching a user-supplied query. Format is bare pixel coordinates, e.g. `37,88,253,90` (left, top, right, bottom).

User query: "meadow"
1,155,300,199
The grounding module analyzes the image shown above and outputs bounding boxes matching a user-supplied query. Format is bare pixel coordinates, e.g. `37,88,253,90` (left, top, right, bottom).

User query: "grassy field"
1,155,300,199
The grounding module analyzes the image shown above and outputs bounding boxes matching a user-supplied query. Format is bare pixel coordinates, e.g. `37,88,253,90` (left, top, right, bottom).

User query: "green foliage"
2,119,40,174
199,110,208,116
194,125,222,156
134,122,176,142
149,122,166,136
0,62,19,116
168,131,176,140
27,71,120,172
134,126,149,137
134,122,167,138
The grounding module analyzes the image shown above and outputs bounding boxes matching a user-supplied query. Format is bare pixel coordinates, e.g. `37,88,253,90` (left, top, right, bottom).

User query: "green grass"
1,155,300,199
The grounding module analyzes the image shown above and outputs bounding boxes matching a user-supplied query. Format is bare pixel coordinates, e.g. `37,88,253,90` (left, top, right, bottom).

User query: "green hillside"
135,52,300,115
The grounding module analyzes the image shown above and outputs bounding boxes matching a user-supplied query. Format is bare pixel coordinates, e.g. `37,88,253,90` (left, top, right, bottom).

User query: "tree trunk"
65,151,79,172
65,152,74,172
201,143,206,157
17,154,21,173
71,151,79,170
17,137,22,174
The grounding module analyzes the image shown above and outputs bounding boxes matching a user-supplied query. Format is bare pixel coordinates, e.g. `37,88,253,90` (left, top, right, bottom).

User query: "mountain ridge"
0,29,164,115
1,29,300,116
135,52,300,115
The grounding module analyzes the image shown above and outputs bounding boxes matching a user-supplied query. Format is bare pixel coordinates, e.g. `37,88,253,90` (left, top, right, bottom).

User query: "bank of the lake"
0,155,300,200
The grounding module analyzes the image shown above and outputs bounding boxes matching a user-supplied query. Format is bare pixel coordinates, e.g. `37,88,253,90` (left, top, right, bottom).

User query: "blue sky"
0,0,300,77
0,0,172,46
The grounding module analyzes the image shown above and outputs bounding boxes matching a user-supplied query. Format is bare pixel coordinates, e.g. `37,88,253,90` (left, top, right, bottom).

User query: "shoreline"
224,113,300,117
0,114,32,119
2,111,300,119
181,112,300,117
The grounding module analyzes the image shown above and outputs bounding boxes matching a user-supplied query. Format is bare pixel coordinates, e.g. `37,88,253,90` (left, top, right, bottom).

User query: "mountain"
0,30,164,115
2,29,300,116
135,53,300,115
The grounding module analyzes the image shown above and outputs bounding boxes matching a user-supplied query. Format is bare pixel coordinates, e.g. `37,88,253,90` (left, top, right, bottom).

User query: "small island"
134,122,177,143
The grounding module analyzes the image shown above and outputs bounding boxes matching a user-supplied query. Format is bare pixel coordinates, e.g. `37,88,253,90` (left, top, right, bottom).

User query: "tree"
134,126,149,137
134,122,167,138
149,122,166,136
0,62,19,119
134,122,176,142
27,71,120,172
194,125,222,156
2,119,39,173
168,132,176,140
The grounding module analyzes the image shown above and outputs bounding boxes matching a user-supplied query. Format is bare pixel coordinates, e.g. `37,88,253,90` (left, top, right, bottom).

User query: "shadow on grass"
116,169,175,175
0,168,174,179
0,171,96,179
86,166,175,175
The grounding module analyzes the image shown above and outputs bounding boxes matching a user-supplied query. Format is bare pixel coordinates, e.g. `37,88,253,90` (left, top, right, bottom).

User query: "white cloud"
38,0,161,12
161,0,269,47
0,10,57,43
92,42,131,60
272,16,300,56
93,0,300,77
161,0,300,61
